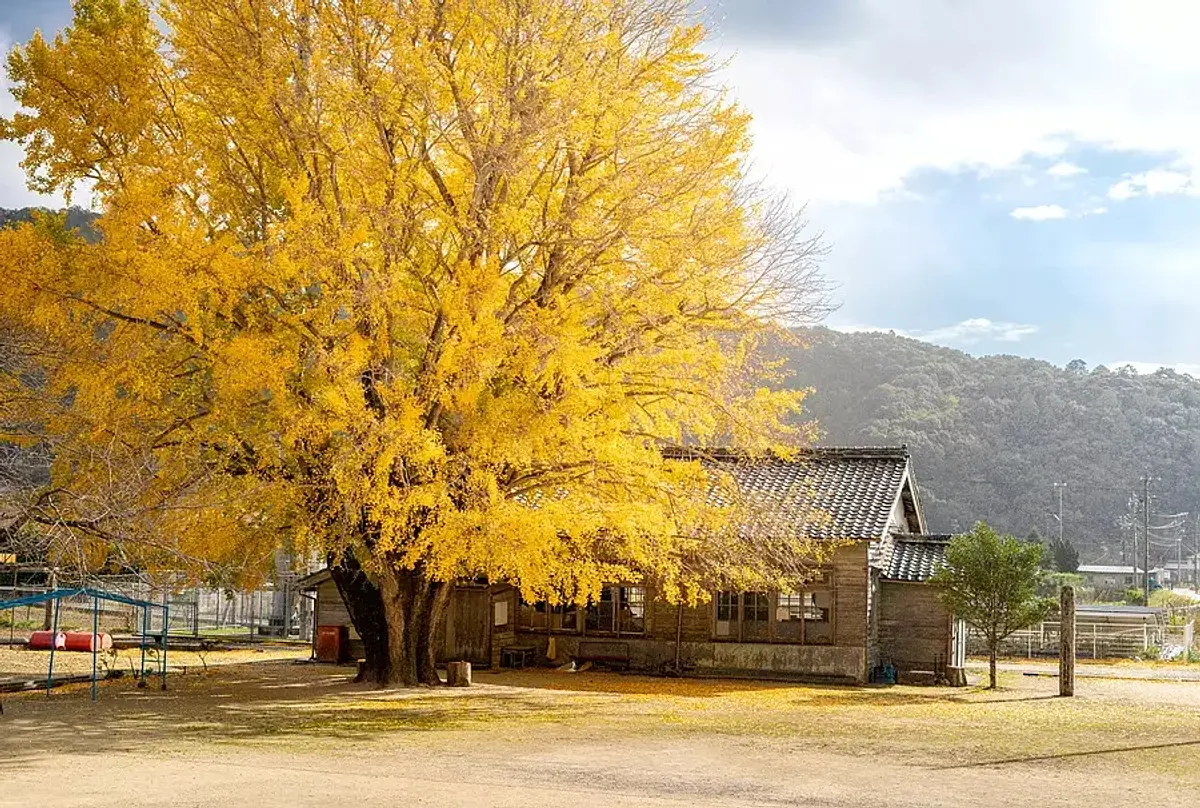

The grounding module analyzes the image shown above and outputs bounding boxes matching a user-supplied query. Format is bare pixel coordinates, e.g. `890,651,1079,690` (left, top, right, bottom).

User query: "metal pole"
1194,513,1199,589
283,583,292,638
1054,483,1065,545
1178,523,1184,590
91,595,99,702
1143,476,1152,603
9,563,16,644
161,601,169,691
46,596,60,697
139,604,148,686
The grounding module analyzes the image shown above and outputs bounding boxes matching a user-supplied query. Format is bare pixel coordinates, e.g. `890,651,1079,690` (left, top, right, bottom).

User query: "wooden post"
447,661,471,687
1060,585,1075,697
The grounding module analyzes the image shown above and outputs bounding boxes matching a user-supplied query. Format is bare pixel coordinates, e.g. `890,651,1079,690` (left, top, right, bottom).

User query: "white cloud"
1047,161,1088,177
0,35,67,210
1109,361,1200,376
714,1,1200,205
923,318,1040,344
1010,204,1067,221
1107,168,1199,201
835,318,1039,346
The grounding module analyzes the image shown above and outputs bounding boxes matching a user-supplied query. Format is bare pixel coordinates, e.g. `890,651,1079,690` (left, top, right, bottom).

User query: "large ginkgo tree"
0,0,830,684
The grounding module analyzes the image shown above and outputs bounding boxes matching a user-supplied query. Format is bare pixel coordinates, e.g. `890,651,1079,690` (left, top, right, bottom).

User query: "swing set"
0,587,168,702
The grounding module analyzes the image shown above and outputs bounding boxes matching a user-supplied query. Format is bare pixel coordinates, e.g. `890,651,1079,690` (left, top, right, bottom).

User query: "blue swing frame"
0,587,169,701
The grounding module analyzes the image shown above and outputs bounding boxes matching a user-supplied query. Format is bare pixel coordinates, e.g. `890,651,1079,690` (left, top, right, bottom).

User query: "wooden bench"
575,639,631,670
500,645,537,669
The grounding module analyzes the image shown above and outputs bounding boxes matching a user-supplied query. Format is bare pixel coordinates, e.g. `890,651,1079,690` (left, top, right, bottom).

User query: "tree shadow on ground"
0,661,609,771
481,669,1059,709
0,661,991,768
940,738,1200,769
3,661,1163,776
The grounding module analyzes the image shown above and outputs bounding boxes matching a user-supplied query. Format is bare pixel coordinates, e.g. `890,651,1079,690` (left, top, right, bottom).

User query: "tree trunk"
330,552,446,687
420,581,452,684
328,553,390,683
376,564,447,686
988,646,998,689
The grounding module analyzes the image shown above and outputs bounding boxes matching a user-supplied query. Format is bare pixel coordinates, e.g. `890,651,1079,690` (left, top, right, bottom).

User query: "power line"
933,478,1139,493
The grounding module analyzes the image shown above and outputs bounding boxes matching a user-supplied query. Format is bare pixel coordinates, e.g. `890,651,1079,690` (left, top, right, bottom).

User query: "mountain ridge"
787,327,1200,566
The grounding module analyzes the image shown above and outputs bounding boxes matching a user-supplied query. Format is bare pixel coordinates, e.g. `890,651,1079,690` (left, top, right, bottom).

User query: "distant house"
1077,564,1159,596
303,446,966,684
1156,558,1199,588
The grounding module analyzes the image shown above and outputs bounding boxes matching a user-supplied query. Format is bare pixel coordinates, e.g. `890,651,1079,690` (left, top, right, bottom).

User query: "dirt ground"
3,659,1200,807
0,645,310,680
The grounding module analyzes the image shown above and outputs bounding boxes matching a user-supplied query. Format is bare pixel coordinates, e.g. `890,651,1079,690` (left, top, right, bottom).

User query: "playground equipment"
29,631,114,652
0,587,169,701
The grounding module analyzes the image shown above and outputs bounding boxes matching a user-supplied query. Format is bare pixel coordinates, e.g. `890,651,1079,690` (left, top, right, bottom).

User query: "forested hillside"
788,328,1200,565
0,206,97,237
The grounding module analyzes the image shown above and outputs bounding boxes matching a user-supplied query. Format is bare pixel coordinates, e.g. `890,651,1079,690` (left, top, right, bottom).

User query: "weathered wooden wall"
877,581,951,672
503,542,873,681
441,586,491,665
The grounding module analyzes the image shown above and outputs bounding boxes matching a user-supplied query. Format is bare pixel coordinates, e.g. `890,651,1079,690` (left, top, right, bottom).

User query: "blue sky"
5,1,1200,373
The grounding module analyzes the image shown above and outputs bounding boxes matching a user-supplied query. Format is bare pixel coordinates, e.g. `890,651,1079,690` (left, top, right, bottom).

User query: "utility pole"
1178,519,1184,590
1142,475,1153,604
1053,482,1066,546
1193,512,1199,589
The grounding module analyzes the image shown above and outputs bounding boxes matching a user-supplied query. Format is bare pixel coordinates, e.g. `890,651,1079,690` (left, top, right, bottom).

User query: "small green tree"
1123,588,1146,606
932,522,1055,688
1049,535,1080,573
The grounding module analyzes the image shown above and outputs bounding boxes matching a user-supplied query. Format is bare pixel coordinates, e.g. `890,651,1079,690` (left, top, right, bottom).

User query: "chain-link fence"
162,581,314,640
1,577,314,643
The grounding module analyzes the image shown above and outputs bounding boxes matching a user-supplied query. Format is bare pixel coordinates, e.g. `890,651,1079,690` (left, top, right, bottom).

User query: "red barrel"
63,632,113,652
28,631,67,650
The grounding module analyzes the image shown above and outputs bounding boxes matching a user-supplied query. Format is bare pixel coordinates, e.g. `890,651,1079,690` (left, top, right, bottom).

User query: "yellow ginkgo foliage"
0,0,830,684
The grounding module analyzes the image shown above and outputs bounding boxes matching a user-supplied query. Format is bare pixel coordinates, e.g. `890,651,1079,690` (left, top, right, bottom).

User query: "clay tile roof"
664,446,913,542
882,534,953,582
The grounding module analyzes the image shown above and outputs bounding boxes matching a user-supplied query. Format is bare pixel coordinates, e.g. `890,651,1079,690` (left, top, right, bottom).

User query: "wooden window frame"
583,584,647,637
513,584,651,638
711,575,837,645
516,596,582,635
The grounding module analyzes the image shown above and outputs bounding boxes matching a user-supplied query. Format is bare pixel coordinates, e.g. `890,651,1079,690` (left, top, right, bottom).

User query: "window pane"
618,586,645,633
585,587,615,633
745,592,770,621
743,592,770,640
716,591,739,621
804,590,833,644
775,593,804,642
519,597,548,630
715,591,738,637
549,603,578,632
